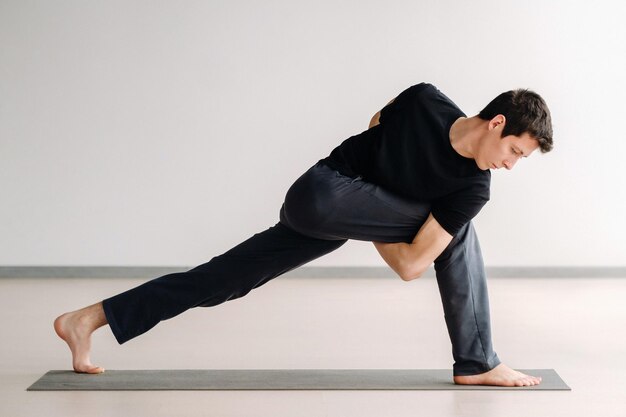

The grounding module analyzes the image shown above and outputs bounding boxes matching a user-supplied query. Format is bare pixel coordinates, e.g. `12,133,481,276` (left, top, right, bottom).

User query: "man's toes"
74,365,105,374
529,377,540,385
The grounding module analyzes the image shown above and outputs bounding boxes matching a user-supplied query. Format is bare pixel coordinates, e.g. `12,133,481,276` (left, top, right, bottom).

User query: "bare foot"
454,363,542,387
54,302,108,374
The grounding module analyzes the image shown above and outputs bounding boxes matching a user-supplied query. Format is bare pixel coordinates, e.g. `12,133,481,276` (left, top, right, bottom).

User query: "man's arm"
368,98,395,129
373,213,453,281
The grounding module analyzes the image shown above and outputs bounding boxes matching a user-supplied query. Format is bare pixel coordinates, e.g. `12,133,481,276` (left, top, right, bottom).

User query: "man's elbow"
399,262,424,281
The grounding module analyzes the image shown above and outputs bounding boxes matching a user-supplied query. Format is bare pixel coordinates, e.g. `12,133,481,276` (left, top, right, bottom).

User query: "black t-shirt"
319,82,490,236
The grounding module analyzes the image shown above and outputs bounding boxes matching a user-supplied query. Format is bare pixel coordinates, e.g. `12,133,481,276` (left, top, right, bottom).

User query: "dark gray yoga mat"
27,369,570,391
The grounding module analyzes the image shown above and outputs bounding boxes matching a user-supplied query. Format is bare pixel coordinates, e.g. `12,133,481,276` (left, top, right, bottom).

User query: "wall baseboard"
1,266,625,279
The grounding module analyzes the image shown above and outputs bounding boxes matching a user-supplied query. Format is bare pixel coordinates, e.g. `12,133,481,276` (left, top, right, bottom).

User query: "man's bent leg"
102,222,347,344
280,161,430,243
434,221,501,376
281,162,500,376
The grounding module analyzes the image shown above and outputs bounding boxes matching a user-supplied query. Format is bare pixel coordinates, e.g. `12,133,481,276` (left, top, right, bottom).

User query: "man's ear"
489,114,506,130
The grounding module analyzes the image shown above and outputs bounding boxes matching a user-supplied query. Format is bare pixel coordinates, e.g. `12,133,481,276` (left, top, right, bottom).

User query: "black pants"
102,161,501,376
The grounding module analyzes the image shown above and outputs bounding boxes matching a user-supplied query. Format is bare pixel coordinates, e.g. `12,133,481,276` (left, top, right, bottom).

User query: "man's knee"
280,174,332,238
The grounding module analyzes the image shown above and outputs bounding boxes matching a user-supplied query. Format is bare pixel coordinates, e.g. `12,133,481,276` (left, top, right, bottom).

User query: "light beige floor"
1,275,625,417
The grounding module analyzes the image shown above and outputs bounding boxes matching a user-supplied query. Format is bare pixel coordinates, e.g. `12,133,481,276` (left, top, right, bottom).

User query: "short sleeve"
430,186,490,236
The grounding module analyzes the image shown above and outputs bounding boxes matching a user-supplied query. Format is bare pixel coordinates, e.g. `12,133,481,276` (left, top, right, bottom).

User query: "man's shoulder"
391,83,437,109
404,82,454,105
408,82,433,93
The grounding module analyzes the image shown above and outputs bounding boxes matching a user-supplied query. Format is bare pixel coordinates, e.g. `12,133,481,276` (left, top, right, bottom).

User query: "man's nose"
504,159,518,170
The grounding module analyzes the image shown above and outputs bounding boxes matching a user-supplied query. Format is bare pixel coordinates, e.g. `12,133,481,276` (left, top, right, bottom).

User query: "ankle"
77,302,107,330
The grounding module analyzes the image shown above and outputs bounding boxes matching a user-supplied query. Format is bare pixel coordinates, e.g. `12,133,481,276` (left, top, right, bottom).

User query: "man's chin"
478,161,490,171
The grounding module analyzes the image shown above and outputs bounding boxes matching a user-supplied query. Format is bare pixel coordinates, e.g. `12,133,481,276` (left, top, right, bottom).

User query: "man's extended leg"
55,221,347,373
101,223,347,345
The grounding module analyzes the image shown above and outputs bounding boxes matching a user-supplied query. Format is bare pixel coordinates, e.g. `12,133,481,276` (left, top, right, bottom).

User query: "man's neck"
449,116,484,159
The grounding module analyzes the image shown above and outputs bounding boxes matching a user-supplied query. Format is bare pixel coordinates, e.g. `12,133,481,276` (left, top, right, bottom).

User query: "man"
54,82,553,387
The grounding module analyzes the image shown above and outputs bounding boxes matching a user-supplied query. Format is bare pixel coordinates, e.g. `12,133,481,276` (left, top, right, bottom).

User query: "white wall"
1,0,624,267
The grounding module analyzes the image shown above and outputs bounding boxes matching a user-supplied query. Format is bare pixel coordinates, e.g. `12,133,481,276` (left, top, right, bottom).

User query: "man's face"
477,117,540,171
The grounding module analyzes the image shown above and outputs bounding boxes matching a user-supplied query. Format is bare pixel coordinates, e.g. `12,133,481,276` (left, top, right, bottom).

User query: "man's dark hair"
478,89,553,153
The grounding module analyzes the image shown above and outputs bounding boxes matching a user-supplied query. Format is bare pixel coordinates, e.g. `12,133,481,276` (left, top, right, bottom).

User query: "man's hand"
373,213,453,281
368,97,395,129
